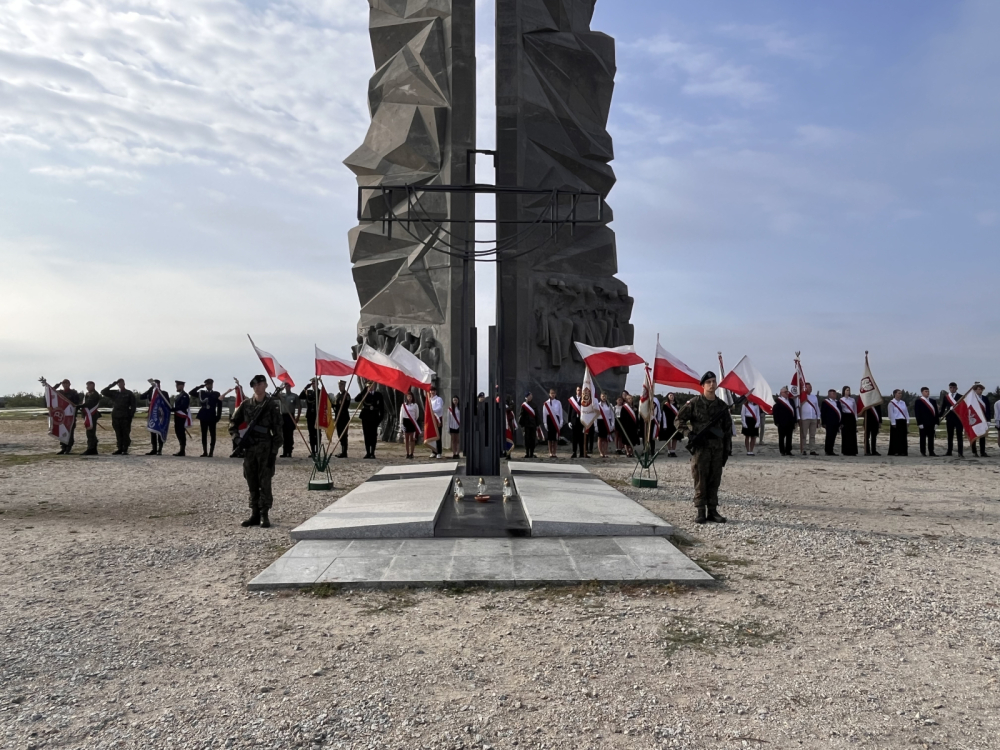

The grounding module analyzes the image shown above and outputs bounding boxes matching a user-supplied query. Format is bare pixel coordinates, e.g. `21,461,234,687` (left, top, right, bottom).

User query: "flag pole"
249,334,313,455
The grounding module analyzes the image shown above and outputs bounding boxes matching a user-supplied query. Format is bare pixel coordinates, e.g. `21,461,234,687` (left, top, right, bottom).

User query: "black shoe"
694,507,707,525
982,453,991,458
112,450,122,455
826,452,838,456
81,450,97,456
707,508,727,523
809,451,818,456
173,450,185,457
872,451,881,456
146,450,157,455
571,453,577,459
241,513,261,528
929,452,938,456
209,449,214,457
260,511,271,528
200,452,208,457
945,451,953,456
336,453,347,458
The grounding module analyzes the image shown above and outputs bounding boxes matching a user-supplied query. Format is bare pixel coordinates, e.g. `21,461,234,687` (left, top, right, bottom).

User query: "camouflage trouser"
112,416,132,452
243,443,276,511
691,442,725,508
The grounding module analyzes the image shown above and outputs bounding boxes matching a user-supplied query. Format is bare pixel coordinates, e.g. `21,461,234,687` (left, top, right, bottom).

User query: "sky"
1,0,998,396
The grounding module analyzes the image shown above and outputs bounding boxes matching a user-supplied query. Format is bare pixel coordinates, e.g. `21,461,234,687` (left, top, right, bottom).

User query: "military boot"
707,507,727,523
260,510,271,528
695,506,707,524
241,512,261,527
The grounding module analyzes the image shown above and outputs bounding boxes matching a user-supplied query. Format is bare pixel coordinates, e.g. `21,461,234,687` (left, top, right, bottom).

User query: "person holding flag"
567,385,586,458
101,379,137,455
970,384,991,457
398,391,422,459
297,380,320,458
543,388,564,458
146,382,173,456
942,382,965,457
41,377,78,454
518,392,538,459
427,386,444,459
741,400,761,456
596,392,616,458
229,374,282,528
139,380,166,455
80,381,102,456
333,381,353,458
661,393,680,457
674,371,733,524
859,353,884,456
54,379,82,454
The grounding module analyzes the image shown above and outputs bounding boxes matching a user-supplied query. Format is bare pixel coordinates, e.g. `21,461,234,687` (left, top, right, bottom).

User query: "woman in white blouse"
399,391,421,459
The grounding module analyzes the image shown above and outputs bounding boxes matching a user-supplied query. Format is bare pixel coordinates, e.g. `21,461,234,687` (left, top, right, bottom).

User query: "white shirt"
429,394,444,419
799,394,819,420
399,402,420,429
598,402,616,431
839,397,858,417
741,403,760,423
889,399,909,422
544,398,563,429
448,405,460,431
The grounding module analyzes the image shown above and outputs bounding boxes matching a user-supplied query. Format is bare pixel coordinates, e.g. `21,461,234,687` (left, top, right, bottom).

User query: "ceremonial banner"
573,342,644,376
580,367,598,429
858,352,883,413
718,355,774,413
790,356,807,404
249,336,295,387
388,344,436,391
652,339,700,390
147,387,172,440
423,392,440,443
234,386,249,438
43,385,76,444
504,407,516,453
315,346,356,378
638,365,655,423
954,391,989,442
355,344,422,393
316,383,334,441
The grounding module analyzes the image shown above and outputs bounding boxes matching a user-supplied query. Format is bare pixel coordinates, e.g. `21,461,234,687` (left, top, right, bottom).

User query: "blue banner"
147,388,171,440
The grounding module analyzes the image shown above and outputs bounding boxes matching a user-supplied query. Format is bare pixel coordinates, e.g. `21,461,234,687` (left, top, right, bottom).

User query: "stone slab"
290,474,453,540
369,462,459,481
508,461,589,475
510,467,674,537
247,536,712,589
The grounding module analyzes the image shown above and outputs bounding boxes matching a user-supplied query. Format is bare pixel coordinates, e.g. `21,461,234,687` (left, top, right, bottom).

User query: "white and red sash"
919,396,936,418
568,396,581,415
402,403,422,435
776,396,793,414
839,397,858,417
889,400,907,422
449,406,460,429
664,401,679,417
598,403,612,431
543,400,561,430
521,401,535,418
946,393,958,407
824,398,841,422
621,403,636,422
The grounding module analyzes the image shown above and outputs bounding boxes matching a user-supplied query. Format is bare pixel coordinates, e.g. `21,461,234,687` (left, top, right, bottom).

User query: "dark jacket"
333,391,353,426
820,398,842,430
518,401,537,432
101,385,137,419
772,397,798,428
356,390,384,425
172,390,190,418
190,385,223,423
914,396,939,428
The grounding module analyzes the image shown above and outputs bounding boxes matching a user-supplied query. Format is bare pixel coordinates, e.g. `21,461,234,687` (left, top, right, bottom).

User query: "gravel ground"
1,413,998,750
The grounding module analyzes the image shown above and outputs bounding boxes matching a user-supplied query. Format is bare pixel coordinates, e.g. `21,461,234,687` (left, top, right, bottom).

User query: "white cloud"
716,24,825,63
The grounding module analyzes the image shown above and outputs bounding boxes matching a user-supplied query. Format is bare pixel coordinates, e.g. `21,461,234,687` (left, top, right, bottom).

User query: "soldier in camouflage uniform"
674,371,731,524
101,379,137,455
229,374,283,528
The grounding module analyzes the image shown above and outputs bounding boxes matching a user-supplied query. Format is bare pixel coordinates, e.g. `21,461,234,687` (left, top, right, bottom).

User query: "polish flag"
249,337,295,387
355,344,422,393
315,346,356,378
43,384,76,444
316,382,334,441
652,339,701,390
423,392,440,443
388,344,435,391
234,386,249,438
718,355,774,414
573,342,644,376
790,356,807,404
954,391,989,442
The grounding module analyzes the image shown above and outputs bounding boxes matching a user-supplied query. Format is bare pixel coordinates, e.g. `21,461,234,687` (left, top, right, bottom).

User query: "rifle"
682,392,750,454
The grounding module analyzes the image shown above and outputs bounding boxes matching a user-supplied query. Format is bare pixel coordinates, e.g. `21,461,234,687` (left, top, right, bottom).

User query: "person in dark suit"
863,402,882,456
942,382,964,457
171,381,190,457
140,379,166,455
298,380,319,458
355,382,385,459
820,389,842,456
914,387,939,457
332,380,353,458
772,386,797,456
518,392,538,459
971,383,991,457
190,379,223,457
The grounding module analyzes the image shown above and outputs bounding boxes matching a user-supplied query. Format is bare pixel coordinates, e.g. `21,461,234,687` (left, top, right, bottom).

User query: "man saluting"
674,372,732,525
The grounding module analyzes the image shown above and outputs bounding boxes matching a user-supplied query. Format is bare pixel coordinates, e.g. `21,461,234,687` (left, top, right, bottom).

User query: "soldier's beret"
700,371,717,385
250,374,267,386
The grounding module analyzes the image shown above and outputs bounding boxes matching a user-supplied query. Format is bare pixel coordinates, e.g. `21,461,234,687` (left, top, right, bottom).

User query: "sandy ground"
1,412,999,750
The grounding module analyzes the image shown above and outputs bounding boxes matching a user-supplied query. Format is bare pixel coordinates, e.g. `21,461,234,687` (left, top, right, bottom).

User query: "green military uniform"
82,389,101,454
230,392,282,521
674,394,733,511
101,384,137,454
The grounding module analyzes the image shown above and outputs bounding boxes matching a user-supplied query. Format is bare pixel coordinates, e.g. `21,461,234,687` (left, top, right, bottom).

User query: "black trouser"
85,427,98,453
946,419,964,455
524,429,536,457
571,424,584,456
824,425,838,455
777,424,794,455
112,416,132,452
865,419,880,454
150,432,163,453
64,421,77,451
919,424,935,455
335,420,349,456
305,412,317,456
587,428,596,453
200,419,217,455
972,436,987,455
888,420,908,455
174,416,187,453
282,414,295,456
361,418,379,456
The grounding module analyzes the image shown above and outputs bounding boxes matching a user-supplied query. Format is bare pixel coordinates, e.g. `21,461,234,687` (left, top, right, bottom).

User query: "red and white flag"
790,356,807,404
315,346,356,378
388,344,436,391
355,344,423,393
652,338,700,390
43,384,76,444
954,390,989,442
234,386,249,438
316,382,335,441
638,365,655,423
249,336,295,387
718,355,774,414
573,342,644,376
423,392,440,443
580,367,598,430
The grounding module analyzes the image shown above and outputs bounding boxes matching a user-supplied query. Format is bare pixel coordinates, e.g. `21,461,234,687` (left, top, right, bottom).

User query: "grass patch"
357,591,417,615
659,616,782,657
698,552,751,567
304,583,345,598
147,510,198,519
659,616,709,656
0,454,57,468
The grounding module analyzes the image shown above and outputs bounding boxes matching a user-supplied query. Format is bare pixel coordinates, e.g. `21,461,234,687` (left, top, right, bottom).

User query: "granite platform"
508,462,673,537
290,474,454,540
247,536,712,590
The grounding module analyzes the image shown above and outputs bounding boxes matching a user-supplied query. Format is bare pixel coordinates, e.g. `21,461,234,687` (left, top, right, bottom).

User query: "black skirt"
741,414,759,438
402,418,418,434
449,428,460,435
